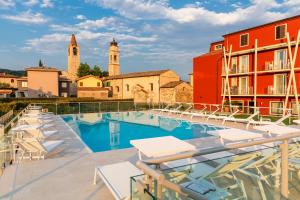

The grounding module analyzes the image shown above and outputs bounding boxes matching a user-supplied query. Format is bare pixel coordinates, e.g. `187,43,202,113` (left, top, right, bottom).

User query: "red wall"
193,52,223,105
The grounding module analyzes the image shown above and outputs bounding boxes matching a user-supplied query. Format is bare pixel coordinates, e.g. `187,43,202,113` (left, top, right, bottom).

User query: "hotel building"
193,15,300,115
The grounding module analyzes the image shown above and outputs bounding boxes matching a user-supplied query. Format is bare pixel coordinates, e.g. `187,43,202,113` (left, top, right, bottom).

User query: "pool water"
62,112,223,152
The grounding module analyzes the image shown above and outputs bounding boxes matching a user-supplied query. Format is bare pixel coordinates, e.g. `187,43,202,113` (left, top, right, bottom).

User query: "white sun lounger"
248,113,291,126
223,111,259,126
254,124,300,135
14,138,63,160
208,128,264,144
93,161,142,200
208,109,240,121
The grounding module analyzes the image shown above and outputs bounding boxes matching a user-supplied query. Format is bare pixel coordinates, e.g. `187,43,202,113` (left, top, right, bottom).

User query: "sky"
0,0,300,80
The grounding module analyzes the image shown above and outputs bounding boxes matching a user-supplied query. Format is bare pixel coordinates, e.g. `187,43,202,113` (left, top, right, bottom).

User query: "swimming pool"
62,112,223,152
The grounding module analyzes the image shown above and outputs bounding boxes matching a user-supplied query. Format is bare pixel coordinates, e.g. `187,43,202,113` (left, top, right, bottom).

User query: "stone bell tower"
68,34,80,81
108,38,120,76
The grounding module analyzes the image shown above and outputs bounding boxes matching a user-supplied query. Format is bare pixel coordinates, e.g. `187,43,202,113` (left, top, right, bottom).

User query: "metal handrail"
136,132,300,199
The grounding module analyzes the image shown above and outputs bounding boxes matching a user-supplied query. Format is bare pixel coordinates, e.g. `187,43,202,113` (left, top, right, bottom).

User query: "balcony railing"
267,86,287,95
230,86,253,95
265,60,291,71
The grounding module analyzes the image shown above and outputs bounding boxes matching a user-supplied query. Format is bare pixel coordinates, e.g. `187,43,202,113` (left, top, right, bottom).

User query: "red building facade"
193,15,300,115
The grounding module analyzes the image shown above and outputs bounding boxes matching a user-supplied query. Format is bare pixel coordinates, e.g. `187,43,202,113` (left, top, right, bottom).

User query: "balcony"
230,86,253,96
267,85,287,95
265,61,290,71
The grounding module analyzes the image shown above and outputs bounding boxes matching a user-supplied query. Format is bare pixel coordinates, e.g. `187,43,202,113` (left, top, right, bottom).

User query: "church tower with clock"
67,34,80,81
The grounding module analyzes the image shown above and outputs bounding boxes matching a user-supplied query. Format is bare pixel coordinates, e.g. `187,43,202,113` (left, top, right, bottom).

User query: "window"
274,49,287,69
114,55,117,62
61,82,67,88
239,77,248,95
73,47,77,56
231,57,237,73
97,82,100,87
240,33,249,47
291,102,300,115
275,24,286,40
106,82,110,87
21,81,27,88
270,102,283,114
11,79,14,83
61,92,68,97
116,86,119,92
231,78,237,87
215,44,223,50
150,83,153,91
274,74,286,94
79,82,83,87
182,87,185,91
239,55,249,73
126,84,129,91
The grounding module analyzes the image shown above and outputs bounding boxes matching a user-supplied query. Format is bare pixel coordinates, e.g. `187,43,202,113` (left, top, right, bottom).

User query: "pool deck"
0,111,283,200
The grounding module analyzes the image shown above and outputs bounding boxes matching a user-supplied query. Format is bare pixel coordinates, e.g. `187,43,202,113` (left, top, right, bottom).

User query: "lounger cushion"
43,130,58,138
96,161,142,200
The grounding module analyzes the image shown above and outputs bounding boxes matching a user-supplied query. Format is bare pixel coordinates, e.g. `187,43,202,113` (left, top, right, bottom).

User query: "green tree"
77,63,91,77
39,59,43,67
91,65,102,76
77,63,109,78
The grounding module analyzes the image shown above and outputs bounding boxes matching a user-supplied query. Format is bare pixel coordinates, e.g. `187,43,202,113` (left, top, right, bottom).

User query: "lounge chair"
153,104,170,112
179,104,193,117
223,111,259,127
168,104,183,115
19,117,55,126
182,105,207,119
14,137,63,160
208,109,240,121
208,128,264,145
93,161,142,200
247,113,291,127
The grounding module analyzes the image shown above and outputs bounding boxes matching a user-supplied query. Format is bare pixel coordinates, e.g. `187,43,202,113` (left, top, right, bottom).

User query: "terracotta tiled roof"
103,69,170,80
161,81,185,88
59,76,72,82
76,75,102,81
26,66,59,72
70,34,77,46
0,73,17,78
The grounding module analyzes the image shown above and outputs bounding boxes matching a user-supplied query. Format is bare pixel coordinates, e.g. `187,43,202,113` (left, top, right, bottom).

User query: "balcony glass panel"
131,143,300,200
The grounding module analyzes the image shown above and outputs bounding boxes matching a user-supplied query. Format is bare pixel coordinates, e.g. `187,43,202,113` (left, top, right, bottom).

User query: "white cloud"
75,15,87,20
85,0,298,25
40,0,54,8
0,0,15,8
1,10,49,24
77,17,115,30
22,0,39,7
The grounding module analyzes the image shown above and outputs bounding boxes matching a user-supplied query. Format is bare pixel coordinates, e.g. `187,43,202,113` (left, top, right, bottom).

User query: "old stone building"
108,39,120,76
160,81,193,104
103,69,181,103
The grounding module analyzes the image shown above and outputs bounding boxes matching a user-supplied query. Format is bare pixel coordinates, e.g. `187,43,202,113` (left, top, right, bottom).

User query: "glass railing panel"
131,174,157,200
79,102,100,113
0,135,12,176
287,142,300,200
119,102,135,112
57,103,79,114
146,144,300,200
34,103,57,114
99,102,119,112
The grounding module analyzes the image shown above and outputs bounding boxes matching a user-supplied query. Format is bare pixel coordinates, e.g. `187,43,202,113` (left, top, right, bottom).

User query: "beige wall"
0,77,17,88
77,90,108,99
27,70,59,97
107,79,123,99
159,70,180,86
122,76,160,103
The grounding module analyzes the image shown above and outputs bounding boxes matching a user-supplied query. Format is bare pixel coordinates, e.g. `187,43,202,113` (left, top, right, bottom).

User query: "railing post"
55,103,58,115
118,102,120,112
280,139,289,199
79,103,81,114
98,102,101,112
